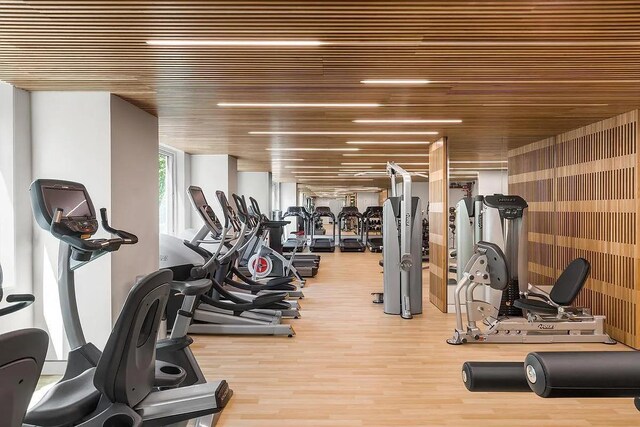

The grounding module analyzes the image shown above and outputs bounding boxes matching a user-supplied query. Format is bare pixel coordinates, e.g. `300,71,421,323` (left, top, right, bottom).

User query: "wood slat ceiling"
1,1,639,187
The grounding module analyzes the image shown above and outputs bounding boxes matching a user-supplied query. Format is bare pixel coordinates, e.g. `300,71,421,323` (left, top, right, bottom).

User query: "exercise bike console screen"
43,187,92,219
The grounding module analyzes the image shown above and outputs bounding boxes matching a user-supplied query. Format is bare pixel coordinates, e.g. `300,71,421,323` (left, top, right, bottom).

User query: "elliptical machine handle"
100,208,139,244
0,293,35,317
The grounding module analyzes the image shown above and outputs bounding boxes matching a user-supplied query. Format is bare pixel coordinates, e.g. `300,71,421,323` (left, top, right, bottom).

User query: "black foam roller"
462,361,531,392
526,351,640,398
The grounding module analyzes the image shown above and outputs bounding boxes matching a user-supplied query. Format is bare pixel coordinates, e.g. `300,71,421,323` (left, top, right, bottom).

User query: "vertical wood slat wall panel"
508,110,640,347
429,137,448,313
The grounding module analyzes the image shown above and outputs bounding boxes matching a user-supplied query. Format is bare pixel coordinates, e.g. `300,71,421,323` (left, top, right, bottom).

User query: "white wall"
0,82,33,332
391,181,429,219
190,154,238,225
279,182,297,235
109,95,159,319
315,197,344,221
356,192,379,213
477,170,508,196
237,171,272,214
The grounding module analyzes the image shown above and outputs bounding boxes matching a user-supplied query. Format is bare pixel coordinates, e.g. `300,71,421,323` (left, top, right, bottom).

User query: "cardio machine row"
1,181,317,426
161,186,307,337
281,205,383,253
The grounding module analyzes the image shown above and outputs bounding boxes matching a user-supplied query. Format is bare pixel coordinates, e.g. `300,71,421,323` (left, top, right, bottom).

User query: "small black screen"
43,187,92,218
189,187,220,230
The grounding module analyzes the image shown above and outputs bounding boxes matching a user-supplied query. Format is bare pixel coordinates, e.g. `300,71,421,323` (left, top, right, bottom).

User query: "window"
271,181,280,218
159,149,176,234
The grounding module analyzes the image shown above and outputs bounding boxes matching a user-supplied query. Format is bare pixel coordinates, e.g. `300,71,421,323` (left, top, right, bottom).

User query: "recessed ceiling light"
252,131,437,136
297,178,374,181
284,165,336,169
450,160,508,164
219,103,380,108
292,171,357,174
482,103,608,107
353,119,462,124
343,153,428,157
266,148,360,152
361,79,431,84
341,162,428,166
147,40,325,47
450,167,508,171
346,141,431,145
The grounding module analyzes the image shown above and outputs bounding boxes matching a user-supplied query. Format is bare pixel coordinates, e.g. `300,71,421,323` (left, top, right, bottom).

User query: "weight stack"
499,279,523,316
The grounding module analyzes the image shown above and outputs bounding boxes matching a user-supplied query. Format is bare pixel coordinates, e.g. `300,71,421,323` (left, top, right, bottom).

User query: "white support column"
31,92,159,363
279,182,297,235
190,154,238,222
0,82,33,332
109,94,159,321
237,171,272,213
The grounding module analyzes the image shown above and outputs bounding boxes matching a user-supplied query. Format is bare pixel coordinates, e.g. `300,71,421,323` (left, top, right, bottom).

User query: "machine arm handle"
100,208,139,244
0,293,35,317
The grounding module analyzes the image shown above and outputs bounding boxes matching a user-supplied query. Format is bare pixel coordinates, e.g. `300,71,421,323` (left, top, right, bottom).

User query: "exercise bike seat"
514,258,590,315
171,278,212,296
25,367,101,426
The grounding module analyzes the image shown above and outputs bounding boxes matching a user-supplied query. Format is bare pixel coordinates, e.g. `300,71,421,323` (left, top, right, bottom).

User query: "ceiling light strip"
252,131,438,136
219,103,380,108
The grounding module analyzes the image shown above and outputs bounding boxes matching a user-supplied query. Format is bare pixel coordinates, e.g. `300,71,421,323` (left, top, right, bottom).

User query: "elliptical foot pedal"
371,292,384,304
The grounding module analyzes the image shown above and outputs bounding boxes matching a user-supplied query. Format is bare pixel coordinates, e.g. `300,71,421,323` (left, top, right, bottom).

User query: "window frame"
159,147,177,234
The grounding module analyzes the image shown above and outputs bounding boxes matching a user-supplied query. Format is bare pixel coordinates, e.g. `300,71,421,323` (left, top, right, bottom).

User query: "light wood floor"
192,250,637,427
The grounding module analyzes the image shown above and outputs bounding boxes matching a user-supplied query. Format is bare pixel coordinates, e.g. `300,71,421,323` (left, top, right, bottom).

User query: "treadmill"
364,206,383,252
310,206,336,253
337,206,366,252
281,206,309,253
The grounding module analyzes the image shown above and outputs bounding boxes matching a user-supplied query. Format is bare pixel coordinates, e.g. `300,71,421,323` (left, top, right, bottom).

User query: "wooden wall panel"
428,137,448,313
508,111,640,347
508,137,556,287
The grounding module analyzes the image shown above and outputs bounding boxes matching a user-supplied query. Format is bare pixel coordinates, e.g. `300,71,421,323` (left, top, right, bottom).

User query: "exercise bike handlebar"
100,208,139,244
51,209,124,253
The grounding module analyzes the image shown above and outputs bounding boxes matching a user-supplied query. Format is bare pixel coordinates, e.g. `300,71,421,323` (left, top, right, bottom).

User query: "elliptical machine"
161,186,296,336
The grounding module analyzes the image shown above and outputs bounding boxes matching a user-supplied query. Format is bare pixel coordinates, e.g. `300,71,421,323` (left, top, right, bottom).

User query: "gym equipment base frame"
448,242,615,345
